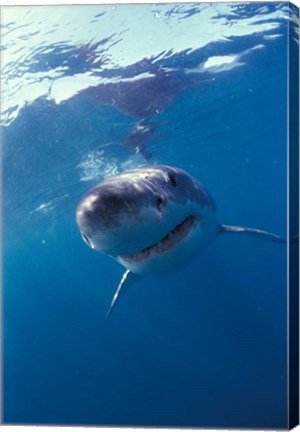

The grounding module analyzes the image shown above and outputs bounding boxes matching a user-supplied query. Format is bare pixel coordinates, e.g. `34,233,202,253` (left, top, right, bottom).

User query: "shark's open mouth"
121,215,197,263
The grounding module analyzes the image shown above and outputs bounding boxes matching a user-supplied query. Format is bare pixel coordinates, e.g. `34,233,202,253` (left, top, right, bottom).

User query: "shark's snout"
77,185,139,231
76,179,164,255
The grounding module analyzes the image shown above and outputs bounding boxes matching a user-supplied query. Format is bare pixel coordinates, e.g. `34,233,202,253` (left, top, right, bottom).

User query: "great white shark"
76,165,284,319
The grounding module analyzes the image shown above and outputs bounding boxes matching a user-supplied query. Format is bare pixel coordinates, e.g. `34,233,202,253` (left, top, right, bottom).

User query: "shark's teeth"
122,215,197,263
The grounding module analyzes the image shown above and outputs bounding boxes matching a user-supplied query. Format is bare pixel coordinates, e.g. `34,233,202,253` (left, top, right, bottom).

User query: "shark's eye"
168,173,177,187
156,197,163,211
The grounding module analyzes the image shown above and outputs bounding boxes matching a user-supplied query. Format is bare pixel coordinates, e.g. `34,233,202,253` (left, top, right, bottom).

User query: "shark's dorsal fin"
105,269,142,320
218,224,285,243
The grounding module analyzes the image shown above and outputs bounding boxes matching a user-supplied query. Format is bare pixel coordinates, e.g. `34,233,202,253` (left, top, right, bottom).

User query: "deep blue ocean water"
1,2,297,428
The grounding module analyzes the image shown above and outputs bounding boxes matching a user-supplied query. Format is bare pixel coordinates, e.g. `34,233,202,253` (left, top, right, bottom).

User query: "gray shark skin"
76,165,284,319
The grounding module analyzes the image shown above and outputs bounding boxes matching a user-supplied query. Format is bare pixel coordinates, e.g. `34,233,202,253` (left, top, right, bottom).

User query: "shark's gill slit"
122,214,197,263
82,233,92,247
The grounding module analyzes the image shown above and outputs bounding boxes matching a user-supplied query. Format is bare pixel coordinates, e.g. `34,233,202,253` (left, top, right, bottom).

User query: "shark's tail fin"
105,269,142,320
218,224,285,243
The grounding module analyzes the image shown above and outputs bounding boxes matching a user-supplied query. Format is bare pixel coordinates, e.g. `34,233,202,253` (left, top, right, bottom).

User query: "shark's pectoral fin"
105,269,142,320
218,224,285,243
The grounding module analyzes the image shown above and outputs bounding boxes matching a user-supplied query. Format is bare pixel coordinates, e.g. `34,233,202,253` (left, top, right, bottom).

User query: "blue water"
1,2,296,428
